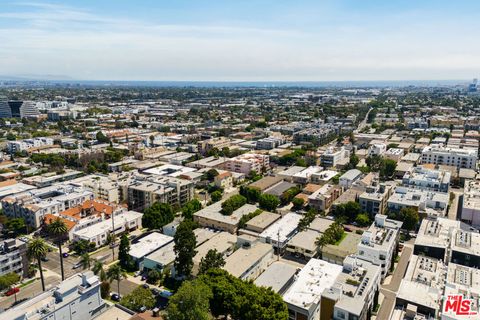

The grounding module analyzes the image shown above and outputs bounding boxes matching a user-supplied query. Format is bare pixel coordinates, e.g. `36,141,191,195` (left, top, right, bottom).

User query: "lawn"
334,232,347,245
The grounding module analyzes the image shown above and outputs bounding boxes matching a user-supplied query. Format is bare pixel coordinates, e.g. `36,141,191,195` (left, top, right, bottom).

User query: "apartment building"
367,143,387,157
70,174,121,203
421,144,477,170
387,186,449,218
358,181,393,217
401,166,451,193
126,174,194,211
197,137,231,155
308,184,342,211
1,184,94,228
0,272,106,320
320,147,350,168
460,179,480,228
72,210,142,247
0,239,28,278
7,137,54,153
356,215,403,278
221,153,269,175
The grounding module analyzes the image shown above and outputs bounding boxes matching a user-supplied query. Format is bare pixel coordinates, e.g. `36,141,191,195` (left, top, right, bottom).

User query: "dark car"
41,256,49,262
5,287,19,296
142,284,150,289
151,288,160,296
141,275,147,281
111,293,120,301
62,253,69,258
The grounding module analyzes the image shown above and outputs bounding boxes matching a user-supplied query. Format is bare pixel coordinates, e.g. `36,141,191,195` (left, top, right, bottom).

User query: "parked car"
151,288,160,296
141,275,147,281
72,262,82,269
159,290,173,299
62,253,69,258
41,256,49,262
134,270,142,277
5,287,19,296
142,284,150,289
111,293,120,301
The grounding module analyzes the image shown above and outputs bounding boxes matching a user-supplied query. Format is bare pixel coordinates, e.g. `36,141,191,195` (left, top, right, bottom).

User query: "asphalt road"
43,250,82,279
0,275,60,310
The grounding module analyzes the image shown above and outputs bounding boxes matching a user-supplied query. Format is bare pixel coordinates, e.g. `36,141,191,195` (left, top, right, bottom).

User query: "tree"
397,207,418,231
96,131,110,143
239,185,261,203
142,202,175,229
6,132,16,141
174,220,197,278
70,239,95,255
292,198,305,211
259,193,280,212
107,264,127,296
4,217,27,236
298,208,317,231
118,234,134,270
349,153,359,169
120,286,156,312
80,253,93,270
167,280,213,320
47,218,68,280
210,190,222,203
92,261,104,277
0,272,20,291
355,213,371,227
100,281,110,299
27,238,49,291
198,249,225,275
182,199,203,220
147,269,161,284
280,187,301,205
205,169,219,181
221,194,247,215
381,159,397,180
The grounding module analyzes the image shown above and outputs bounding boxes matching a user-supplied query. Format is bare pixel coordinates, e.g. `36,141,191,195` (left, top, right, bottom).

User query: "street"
43,250,81,279
0,275,60,310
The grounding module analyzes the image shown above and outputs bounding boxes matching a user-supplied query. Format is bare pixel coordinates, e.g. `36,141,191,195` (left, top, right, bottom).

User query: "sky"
0,0,479,81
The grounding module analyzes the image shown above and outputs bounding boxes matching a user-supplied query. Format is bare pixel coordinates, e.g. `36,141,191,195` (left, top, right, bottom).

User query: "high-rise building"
8,100,23,118
20,101,40,118
0,95,12,118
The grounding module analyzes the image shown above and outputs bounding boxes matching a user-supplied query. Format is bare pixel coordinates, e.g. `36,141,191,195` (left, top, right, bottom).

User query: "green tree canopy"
142,202,175,229
174,220,197,278
259,193,280,212
221,194,247,215
210,190,222,203
167,279,213,320
198,249,225,275
182,199,203,220
118,234,134,270
120,286,156,312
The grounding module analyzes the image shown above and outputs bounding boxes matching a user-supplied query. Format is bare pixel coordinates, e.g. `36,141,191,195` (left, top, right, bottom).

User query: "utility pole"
277,228,281,261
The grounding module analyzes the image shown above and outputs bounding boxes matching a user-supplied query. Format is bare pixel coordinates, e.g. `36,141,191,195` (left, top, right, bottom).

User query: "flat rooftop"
254,261,298,294
129,232,174,260
259,212,302,244
283,258,342,311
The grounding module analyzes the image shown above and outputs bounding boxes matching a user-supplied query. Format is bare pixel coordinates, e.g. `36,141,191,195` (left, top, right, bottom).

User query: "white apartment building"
460,179,480,228
0,239,28,278
0,272,106,320
1,184,94,228
421,144,477,169
367,143,387,157
356,215,403,278
320,147,350,168
402,166,451,193
7,137,54,153
384,148,404,162
72,210,142,247
387,186,449,218
221,153,269,175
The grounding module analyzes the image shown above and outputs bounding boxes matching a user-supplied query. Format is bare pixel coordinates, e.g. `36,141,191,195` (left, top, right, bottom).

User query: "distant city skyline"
1,1,480,81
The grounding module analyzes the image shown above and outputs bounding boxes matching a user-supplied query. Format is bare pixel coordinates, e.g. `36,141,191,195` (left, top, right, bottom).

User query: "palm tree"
106,232,116,262
315,235,328,259
27,238,49,291
92,260,103,275
107,264,127,296
47,218,68,280
80,253,92,270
